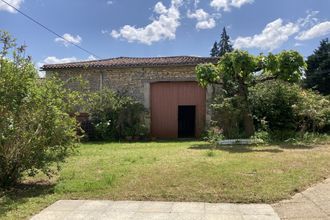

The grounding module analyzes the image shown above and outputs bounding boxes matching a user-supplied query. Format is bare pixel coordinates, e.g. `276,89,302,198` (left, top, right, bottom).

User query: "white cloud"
101,30,108,34
106,0,113,5
86,55,97,61
210,0,253,11
210,0,230,11
42,56,79,65
296,21,330,41
187,9,216,30
41,55,96,65
0,0,23,13
37,55,96,77
110,0,183,45
37,56,79,77
233,18,299,51
231,0,254,8
195,19,216,30
154,2,168,14
55,33,82,47
297,10,319,28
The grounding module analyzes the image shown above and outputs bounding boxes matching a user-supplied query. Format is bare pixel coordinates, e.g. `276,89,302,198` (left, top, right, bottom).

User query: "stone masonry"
46,65,214,134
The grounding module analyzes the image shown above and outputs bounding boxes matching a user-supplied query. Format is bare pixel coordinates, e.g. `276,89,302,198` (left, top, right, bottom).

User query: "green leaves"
304,38,330,95
197,49,306,88
196,49,307,139
250,80,330,132
219,50,257,79
0,31,78,187
87,89,147,141
196,63,219,87
262,51,306,83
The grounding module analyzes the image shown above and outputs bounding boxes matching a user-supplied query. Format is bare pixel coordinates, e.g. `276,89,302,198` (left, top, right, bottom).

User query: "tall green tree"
210,41,219,57
304,38,330,95
218,27,233,57
196,50,306,138
197,51,257,137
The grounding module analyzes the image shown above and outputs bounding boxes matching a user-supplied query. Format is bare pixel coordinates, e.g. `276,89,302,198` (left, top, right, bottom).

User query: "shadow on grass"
84,138,201,145
271,143,318,150
189,144,284,153
83,140,318,153
0,181,55,217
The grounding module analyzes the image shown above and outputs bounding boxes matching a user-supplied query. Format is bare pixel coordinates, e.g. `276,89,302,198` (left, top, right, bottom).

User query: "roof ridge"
42,56,219,70
111,56,208,59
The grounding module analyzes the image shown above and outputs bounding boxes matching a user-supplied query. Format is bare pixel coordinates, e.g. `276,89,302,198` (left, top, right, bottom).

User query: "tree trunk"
242,110,255,137
238,79,255,137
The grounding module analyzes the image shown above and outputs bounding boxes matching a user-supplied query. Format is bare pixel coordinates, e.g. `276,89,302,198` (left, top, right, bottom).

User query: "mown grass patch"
1,141,330,219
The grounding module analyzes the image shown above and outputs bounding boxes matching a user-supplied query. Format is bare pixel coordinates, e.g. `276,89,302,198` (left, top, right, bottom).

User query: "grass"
206,150,216,157
1,140,330,219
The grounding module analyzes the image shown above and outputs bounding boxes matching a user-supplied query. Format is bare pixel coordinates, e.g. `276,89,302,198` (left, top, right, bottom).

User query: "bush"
204,126,225,143
249,80,330,133
86,89,147,141
0,31,79,187
251,131,270,142
210,94,248,138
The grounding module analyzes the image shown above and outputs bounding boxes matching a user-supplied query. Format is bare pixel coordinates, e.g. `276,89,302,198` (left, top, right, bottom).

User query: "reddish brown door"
150,82,206,138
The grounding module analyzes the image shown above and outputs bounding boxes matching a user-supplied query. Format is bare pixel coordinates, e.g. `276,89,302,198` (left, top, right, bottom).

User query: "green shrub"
204,126,225,143
249,80,330,133
86,89,147,141
293,91,330,132
0,31,79,187
210,94,246,138
268,130,299,142
251,131,270,142
267,131,330,143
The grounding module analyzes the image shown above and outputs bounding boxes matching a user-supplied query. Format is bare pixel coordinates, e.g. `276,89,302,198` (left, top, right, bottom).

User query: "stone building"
42,56,218,138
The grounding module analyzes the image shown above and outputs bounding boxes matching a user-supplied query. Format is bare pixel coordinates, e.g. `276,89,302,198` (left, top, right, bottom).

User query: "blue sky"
1,0,330,72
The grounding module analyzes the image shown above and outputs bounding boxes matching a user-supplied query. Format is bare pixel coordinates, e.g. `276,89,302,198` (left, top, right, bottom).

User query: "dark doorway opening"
178,105,196,138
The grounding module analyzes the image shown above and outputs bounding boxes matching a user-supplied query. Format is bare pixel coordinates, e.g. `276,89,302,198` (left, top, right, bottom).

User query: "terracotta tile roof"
42,56,219,70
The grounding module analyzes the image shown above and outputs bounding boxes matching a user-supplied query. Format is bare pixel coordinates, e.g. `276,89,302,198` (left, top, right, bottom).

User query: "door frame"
150,81,206,138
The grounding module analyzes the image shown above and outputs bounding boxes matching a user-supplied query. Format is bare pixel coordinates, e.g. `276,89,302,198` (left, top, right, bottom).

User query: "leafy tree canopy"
196,49,306,138
262,50,306,83
199,50,306,86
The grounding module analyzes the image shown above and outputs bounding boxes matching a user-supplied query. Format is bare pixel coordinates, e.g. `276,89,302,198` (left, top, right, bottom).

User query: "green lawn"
1,141,330,219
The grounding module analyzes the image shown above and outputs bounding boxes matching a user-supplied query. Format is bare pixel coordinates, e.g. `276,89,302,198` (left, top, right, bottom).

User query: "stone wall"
103,66,204,108
46,65,214,132
47,69,101,92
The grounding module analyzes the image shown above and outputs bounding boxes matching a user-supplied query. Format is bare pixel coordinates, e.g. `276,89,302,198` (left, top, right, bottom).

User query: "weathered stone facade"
46,65,214,134
48,66,198,99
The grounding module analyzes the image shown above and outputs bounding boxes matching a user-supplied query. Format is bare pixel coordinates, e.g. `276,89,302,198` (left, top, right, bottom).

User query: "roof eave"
42,63,215,71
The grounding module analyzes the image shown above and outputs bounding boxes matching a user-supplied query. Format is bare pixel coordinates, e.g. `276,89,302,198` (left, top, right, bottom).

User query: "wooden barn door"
150,82,206,138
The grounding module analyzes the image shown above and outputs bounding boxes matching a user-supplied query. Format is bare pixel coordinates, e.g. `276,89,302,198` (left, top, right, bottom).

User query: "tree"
261,50,306,83
197,50,257,137
218,27,233,57
210,41,219,57
0,31,80,187
304,38,330,95
196,49,306,138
